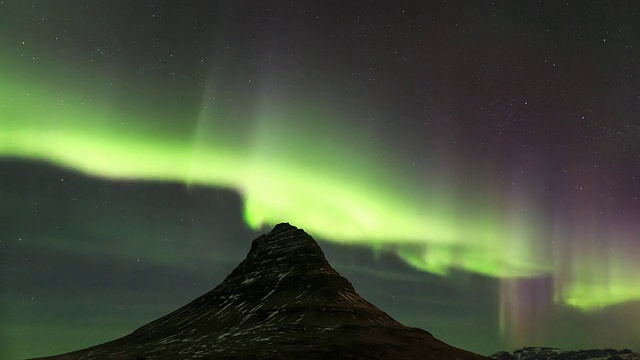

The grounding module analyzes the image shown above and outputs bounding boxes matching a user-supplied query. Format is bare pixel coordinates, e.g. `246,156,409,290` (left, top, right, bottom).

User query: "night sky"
1,1,639,358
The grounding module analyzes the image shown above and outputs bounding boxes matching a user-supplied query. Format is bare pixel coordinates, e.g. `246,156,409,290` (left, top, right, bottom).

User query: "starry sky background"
1,1,640,359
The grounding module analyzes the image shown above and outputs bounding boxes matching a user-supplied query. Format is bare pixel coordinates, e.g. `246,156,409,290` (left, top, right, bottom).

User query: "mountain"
490,347,640,360
33,222,489,360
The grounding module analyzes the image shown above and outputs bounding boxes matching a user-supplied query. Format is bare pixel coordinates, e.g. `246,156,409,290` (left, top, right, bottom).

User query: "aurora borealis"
1,1,639,358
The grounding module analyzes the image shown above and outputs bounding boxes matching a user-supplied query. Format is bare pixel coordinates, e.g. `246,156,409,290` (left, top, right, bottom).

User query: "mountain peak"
225,222,341,290
270,221,298,234
35,223,490,360
247,222,324,262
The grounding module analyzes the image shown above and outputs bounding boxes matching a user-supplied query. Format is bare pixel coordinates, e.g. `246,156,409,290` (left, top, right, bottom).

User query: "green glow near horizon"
1,72,637,312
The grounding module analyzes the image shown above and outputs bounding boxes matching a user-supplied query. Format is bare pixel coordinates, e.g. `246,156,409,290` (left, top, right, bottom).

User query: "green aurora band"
2,71,639,313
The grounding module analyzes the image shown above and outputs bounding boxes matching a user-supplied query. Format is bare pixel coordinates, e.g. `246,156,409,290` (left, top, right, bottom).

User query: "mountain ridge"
490,346,640,360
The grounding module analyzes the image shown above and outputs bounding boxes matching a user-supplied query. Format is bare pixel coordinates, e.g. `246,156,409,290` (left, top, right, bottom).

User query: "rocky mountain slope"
491,347,640,360
33,222,489,360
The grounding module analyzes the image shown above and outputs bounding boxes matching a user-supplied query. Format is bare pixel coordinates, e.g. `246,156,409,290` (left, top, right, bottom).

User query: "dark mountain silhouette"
34,223,489,360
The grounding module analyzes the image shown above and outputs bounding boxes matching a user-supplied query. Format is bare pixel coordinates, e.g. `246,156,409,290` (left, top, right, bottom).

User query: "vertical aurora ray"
555,222,640,311
1,65,639,322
